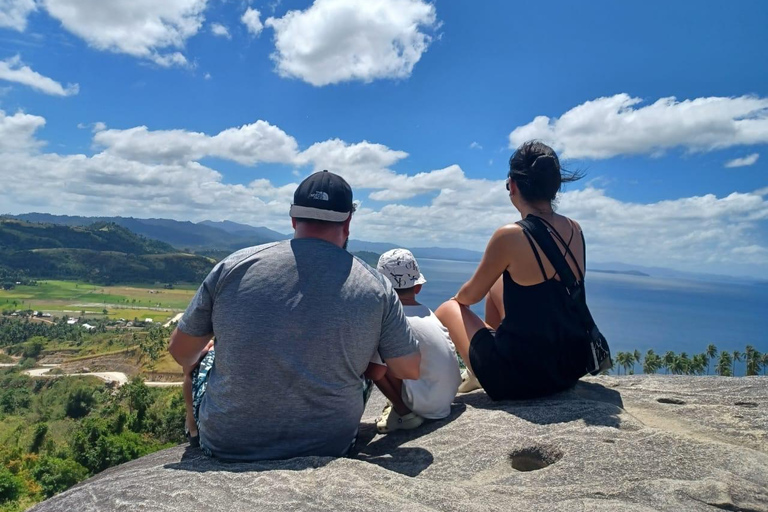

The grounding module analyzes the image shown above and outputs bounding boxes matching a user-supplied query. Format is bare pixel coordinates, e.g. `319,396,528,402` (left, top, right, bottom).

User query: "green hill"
13,213,289,251
0,219,214,284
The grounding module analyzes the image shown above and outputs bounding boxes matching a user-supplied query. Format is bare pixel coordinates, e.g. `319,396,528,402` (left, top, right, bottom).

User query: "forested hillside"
0,220,214,285
12,214,289,251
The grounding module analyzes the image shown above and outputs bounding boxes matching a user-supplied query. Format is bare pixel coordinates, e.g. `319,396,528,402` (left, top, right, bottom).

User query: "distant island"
588,269,650,277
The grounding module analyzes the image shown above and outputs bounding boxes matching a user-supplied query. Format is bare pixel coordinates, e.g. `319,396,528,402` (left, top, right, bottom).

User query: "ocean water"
413,258,768,376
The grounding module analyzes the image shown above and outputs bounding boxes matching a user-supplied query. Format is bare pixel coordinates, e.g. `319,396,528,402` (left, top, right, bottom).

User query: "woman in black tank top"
435,141,588,400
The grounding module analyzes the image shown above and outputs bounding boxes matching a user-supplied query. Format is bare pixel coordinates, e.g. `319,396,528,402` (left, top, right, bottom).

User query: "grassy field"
0,280,197,322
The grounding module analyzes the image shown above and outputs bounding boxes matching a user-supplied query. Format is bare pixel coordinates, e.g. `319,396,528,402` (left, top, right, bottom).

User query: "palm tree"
691,354,707,375
643,350,662,374
615,352,634,376
762,353,768,376
633,350,641,374
706,344,717,375
678,352,691,375
732,350,742,377
663,351,676,375
745,346,762,376
717,351,733,376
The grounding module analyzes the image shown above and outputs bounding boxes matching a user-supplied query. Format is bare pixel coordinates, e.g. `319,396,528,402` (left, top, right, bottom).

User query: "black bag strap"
516,215,597,331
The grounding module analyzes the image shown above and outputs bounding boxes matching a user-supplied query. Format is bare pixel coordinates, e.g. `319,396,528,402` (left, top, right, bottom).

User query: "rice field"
0,280,197,322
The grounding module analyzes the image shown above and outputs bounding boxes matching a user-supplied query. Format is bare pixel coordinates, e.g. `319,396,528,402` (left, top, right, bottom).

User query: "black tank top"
493,219,588,394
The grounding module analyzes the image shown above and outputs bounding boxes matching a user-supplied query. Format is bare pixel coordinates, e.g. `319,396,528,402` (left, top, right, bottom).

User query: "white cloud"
725,153,759,168
0,109,46,152
204,72,211,80
509,94,768,159
0,0,36,31
39,0,208,67
297,139,408,187
0,55,79,96
93,121,300,165
241,7,263,36
2,108,767,277
469,142,482,150
265,0,437,86
210,22,230,39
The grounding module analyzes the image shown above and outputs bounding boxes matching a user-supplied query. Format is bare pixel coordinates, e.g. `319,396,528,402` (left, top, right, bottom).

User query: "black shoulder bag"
517,215,613,376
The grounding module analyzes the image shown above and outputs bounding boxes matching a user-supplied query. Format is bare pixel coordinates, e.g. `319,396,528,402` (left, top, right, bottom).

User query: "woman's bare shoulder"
491,223,526,243
567,217,583,233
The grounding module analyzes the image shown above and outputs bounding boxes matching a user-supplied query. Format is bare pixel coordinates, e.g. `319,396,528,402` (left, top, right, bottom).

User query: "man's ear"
291,217,297,229
343,216,352,238
413,284,423,296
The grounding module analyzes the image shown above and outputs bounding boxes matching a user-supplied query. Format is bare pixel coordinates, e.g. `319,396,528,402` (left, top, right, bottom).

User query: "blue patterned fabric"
191,348,215,456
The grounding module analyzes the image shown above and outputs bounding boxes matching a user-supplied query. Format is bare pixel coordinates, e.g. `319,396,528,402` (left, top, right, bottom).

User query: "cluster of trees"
0,370,185,511
0,318,85,349
612,344,767,376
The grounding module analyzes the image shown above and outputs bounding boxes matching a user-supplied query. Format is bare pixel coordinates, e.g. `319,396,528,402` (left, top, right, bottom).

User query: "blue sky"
0,0,767,277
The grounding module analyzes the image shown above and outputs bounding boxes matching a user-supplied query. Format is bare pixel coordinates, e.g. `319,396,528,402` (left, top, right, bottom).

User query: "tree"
691,354,707,375
663,351,676,374
31,457,89,498
732,350,742,376
717,351,733,376
138,327,168,371
706,344,717,375
745,346,762,376
762,353,768,376
0,468,24,504
643,349,662,374
121,377,153,431
615,352,634,375
29,422,49,453
675,352,691,375
633,349,641,374
669,355,686,375
66,386,97,419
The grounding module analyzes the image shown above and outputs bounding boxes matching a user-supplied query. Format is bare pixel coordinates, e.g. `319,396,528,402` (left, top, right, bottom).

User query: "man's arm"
169,327,213,369
384,352,421,380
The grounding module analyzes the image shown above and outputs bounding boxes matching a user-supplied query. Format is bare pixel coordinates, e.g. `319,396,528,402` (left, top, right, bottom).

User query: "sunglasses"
505,178,510,191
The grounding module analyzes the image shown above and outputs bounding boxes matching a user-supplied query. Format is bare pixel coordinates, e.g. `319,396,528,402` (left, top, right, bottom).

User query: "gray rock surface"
30,376,768,511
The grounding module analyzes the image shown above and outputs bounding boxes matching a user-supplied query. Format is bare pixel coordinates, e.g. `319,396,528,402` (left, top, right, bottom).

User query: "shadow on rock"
164,446,337,473
351,402,467,477
455,380,625,428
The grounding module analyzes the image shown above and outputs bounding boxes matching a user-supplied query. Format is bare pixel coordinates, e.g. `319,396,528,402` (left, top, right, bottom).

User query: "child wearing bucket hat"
365,249,462,433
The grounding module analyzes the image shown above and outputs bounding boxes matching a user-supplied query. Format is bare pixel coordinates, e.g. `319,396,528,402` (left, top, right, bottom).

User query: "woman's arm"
454,225,516,306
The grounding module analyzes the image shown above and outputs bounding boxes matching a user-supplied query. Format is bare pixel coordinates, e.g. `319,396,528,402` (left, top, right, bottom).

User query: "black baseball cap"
289,170,355,222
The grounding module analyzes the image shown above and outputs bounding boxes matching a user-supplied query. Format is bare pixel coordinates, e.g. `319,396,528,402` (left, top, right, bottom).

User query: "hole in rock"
657,397,686,405
734,401,758,408
508,446,562,472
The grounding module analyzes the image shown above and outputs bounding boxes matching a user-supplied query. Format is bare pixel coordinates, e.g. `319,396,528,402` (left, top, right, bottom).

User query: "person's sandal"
376,406,424,434
458,369,482,393
185,429,200,448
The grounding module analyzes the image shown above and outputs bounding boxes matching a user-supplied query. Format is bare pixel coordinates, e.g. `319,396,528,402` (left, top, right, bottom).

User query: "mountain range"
12,213,486,262
6,213,764,285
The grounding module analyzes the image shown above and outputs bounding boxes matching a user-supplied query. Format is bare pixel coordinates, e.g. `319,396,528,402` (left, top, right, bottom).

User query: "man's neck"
293,229,344,248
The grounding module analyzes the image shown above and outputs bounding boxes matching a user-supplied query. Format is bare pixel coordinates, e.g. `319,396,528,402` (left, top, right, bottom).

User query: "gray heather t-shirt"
178,238,419,460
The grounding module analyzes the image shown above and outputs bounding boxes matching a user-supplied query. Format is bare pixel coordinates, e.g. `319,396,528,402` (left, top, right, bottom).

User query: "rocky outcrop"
30,376,768,511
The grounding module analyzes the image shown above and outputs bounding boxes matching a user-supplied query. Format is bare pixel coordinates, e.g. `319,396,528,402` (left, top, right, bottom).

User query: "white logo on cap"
309,191,329,201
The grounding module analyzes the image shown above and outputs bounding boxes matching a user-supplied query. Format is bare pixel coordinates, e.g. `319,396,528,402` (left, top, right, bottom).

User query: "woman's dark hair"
508,141,583,203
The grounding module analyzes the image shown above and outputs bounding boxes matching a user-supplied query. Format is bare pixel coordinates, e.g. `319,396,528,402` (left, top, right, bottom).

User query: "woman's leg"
485,276,505,330
435,300,491,375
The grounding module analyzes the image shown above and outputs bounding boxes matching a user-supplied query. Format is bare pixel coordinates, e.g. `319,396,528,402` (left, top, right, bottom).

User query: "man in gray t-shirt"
169,171,421,461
